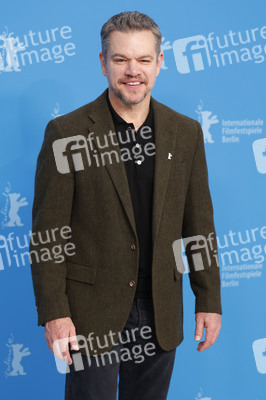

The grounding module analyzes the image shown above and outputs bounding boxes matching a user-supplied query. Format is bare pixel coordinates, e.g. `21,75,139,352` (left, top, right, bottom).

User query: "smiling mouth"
123,82,143,87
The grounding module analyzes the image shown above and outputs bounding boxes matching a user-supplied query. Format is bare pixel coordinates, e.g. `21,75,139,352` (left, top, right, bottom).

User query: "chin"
110,84,148,105
123,91,148,104
123,96,146,105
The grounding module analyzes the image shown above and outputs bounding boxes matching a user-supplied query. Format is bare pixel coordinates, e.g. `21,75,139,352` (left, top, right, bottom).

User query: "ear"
156,52,164,77
99,52,107,76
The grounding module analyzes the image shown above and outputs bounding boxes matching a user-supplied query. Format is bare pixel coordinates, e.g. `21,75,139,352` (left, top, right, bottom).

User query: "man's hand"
194,312,221,352
44,317,79,364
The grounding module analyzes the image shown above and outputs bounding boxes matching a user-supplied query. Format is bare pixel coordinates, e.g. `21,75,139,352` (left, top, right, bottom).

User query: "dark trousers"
65,298,176,400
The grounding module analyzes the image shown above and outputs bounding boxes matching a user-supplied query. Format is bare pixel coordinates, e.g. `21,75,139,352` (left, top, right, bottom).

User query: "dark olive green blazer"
30,88,222,357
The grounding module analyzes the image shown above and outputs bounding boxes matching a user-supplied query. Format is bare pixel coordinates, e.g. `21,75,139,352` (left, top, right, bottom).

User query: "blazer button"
130,243,136,250
129,280,136,287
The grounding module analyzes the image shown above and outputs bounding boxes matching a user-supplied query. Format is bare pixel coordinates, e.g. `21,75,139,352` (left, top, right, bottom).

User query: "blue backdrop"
1,1,265,399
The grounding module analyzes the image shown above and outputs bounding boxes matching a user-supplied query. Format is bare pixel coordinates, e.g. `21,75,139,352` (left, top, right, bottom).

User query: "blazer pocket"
66,262,97,284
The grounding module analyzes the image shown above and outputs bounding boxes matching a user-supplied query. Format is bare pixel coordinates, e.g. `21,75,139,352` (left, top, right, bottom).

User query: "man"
30,11,222,400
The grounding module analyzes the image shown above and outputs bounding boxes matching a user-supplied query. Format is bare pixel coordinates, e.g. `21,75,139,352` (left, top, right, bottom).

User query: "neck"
108,90,150,131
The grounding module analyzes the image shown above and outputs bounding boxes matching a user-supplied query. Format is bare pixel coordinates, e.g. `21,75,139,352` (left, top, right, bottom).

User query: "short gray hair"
100,11,162,61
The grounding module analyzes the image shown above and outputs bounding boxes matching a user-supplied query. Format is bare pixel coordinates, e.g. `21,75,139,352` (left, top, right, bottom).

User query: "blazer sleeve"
30,119,74,326
181,121,222,315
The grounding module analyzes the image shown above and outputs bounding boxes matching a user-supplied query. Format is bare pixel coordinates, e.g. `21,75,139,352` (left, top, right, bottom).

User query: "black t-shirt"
106,90,155,298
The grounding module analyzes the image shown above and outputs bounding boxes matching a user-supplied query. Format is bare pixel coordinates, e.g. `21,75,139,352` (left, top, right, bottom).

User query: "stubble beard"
109,82,149,105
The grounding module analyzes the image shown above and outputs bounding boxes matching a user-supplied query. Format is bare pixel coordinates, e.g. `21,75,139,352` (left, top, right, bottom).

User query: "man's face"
99,30,163,106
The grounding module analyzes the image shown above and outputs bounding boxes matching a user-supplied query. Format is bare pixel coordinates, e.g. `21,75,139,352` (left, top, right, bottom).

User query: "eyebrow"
111,54,154,60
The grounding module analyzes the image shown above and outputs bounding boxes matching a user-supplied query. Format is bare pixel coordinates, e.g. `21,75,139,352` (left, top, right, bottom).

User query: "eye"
115,59,125,63
140,59,150,63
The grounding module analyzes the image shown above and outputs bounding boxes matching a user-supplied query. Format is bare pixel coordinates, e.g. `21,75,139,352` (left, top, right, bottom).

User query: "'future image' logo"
172,233,218,275
172,35,211,74
53,136,91,174
172,26,266,74
0,25,76,73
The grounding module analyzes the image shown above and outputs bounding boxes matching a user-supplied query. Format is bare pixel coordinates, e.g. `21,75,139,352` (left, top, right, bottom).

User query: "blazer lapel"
151,98,179,245
87,89,138,239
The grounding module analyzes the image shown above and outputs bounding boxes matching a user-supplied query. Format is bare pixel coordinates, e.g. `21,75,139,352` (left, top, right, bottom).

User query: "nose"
125,60,140,76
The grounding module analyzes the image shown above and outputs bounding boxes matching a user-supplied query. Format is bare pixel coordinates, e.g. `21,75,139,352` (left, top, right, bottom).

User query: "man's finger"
195,317,204,341
197,326,217,351
197,337,213,352
69,333,79,351
58,337,72,365
210,326,221,347
52,338,67,362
